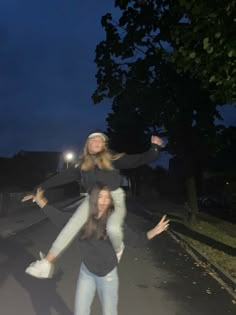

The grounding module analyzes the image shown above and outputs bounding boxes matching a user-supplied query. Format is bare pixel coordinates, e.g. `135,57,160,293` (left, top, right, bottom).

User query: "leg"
96,267,119,315
25,199,91,279
107,188,126,252
74,263,97,315
49,197,90,257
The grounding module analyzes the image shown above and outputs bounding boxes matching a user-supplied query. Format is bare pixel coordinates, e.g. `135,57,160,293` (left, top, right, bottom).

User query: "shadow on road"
0,238,73,315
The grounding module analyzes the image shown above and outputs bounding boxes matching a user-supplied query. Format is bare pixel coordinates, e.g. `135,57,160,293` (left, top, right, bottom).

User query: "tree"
93,0,234,221
165,0,236,103
98,0,235,103
107,65,224,219
107,93,150,154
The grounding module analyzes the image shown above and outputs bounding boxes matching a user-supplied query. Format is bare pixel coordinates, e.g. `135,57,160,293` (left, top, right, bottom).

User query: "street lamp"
64,151,75,169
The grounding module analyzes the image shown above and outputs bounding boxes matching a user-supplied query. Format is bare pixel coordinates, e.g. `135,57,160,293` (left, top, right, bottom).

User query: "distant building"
0,151,81,215
15,150,62,174
0,151,62,191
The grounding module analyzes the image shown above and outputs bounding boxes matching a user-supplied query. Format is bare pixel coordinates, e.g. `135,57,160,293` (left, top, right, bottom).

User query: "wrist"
46,252,56,263
151,143,161,151
146,228,156,240
37,198,48,208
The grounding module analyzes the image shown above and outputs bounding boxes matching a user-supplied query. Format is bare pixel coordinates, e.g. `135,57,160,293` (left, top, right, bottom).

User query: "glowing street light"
64,151,75,169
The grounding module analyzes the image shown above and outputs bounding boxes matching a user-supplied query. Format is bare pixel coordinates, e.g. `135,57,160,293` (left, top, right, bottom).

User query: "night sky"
0,1,235,167
0,0,118,158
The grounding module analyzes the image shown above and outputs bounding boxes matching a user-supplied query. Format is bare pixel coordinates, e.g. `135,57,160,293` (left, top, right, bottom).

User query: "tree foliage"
166,0,236,103
94,0,236,104
93,0,235,213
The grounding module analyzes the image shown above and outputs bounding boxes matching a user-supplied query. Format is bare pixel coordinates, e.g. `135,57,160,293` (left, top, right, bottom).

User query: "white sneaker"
116,242,125,262
25,253,54,279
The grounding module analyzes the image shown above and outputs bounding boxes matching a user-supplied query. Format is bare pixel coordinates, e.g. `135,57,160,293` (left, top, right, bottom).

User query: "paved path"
0,198,235,315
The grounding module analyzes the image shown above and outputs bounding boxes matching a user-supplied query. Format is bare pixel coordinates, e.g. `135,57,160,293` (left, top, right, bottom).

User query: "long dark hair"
79,184,114,240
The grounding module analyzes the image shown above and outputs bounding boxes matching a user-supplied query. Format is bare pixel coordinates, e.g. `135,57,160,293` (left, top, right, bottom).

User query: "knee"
111,188,125,200
106,223,122,237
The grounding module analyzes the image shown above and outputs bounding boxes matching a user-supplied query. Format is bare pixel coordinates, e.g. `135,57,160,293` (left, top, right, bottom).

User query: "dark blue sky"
0,1,235,168
0,0,118,157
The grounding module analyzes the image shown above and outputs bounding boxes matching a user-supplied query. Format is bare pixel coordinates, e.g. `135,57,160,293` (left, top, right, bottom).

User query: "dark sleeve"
113,144,161,169
42,204,71,228
35,167,81,191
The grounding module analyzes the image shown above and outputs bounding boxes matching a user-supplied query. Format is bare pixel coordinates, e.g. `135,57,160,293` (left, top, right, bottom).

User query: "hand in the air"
153,215,169,235
147,215,170,240
33,188,48,208
151,135,164,147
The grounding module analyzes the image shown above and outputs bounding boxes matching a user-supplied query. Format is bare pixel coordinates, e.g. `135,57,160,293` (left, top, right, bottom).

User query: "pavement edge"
137,201,236,300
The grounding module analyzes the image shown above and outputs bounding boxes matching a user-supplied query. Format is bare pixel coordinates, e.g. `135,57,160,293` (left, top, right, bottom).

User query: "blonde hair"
78,139,124,171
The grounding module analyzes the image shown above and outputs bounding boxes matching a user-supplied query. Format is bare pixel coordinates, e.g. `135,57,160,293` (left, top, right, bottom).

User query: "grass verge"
169,213,236,280
137,196,236,280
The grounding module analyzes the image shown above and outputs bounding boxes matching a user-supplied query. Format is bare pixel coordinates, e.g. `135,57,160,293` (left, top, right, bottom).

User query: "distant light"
64,151,75,169
63,151,75,162
226,182,229,185
64,151,75,162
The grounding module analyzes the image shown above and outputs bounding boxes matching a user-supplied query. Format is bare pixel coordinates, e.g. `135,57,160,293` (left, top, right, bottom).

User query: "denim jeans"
74,263,119,315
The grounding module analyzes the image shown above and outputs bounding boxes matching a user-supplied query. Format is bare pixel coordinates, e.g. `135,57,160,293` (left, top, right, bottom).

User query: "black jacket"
38,144,160,192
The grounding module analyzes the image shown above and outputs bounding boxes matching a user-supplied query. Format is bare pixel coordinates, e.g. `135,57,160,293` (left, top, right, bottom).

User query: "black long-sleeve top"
42,204,149,276
38,144,160,192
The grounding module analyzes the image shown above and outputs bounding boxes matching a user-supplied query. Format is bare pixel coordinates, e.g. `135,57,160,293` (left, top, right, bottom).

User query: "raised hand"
33,188,48,208
153,215,169,235
151,135,164,147
147,215,170,240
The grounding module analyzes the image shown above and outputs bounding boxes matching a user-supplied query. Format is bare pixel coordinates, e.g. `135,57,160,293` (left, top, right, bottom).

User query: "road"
0,198,235,315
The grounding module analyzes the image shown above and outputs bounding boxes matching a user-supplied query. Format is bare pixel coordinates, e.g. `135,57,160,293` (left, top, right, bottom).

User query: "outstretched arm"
30,188,89,263
22,167,81,202
124,215,169,248
32,188,71,227
38,167,81,190
146,215,169,240
113,136,164,169
25,189,89,278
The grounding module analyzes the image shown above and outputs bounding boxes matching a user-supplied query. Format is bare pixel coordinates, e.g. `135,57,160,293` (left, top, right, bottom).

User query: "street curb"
136,201,236,300
168,230,236,300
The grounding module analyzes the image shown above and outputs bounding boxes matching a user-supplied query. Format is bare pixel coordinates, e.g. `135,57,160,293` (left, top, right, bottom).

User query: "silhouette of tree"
93,0,235,222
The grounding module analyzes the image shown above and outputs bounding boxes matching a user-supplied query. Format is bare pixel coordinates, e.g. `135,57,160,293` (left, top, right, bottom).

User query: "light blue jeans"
74,263,119,315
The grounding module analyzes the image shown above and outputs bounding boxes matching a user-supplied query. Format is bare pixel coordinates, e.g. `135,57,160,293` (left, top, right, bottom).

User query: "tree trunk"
185,175,199,224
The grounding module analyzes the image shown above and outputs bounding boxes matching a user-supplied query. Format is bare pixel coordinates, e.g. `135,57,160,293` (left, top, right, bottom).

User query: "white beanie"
88,132,107,142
